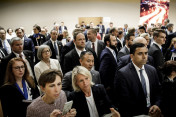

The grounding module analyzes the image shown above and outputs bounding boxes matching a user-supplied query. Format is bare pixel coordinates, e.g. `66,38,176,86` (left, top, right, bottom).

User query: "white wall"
0,0,175,36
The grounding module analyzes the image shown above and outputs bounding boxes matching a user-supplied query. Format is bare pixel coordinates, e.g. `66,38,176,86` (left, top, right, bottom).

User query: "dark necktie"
139,69,147,97
54,42,58,55
92,42,95,51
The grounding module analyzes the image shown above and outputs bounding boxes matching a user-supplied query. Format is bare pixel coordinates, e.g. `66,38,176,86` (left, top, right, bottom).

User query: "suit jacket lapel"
125,46,130,54
106,48,117,64
129,63,144,91
73,49,80,65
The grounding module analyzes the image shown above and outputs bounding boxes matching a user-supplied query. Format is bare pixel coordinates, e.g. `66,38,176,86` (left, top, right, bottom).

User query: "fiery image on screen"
139,0,170,26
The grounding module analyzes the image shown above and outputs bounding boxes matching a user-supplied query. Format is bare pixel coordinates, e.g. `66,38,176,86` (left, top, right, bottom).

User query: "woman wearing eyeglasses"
0,58,40,117
34,45,62,83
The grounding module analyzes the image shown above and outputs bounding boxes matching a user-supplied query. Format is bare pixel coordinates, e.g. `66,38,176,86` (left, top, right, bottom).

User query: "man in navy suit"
59,22,67,34
148,29,166,83
99,34,117,101
15,28,35,56
106,22,113,34
97,22,105,40
63,31,98,74
0,28,11,54
43,29,63,61
114,43,161,117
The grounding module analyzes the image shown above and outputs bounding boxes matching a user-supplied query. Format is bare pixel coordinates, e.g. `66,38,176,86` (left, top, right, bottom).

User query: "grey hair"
37,45,52,60
72,66,94,92
10,37,22,46
133,37,146,44
140,33,149,38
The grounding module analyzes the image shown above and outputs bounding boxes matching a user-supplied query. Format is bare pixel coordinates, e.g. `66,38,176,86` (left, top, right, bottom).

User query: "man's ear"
40,86,45,93
79,59,82,65
107,41,110,46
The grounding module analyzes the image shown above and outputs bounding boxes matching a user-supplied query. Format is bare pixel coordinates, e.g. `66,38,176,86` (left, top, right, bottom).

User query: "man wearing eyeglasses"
0,37,37,86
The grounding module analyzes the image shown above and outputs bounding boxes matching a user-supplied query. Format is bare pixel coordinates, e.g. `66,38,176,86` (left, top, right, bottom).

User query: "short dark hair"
153,29,165,38
88,28,97,35
109,27,117,34
159,60,176,77
72,29,84,40
104,34,111,45
7,28,13,33
80,51,93,60
125,33,135,41
15,28,24,33
38,69,63,87
130,43,146,54
33,24,41,32
139,26,146,32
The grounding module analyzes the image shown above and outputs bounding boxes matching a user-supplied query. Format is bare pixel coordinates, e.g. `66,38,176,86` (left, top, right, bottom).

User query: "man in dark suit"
97,22,105,40
109,27,119,52
86,28,105,59
114,43,161,117
117,37,154,71
63,31,98,74
0,28,11,54
0,47,7,60
15,28,35,56
62,51,101,96
148,29,166,83
43,29,63,61
60,40,75,70
59,22,67,34
165,31,176,52
99,34,118,101
0,37,37,86
105,22,113,34
117,33,135,60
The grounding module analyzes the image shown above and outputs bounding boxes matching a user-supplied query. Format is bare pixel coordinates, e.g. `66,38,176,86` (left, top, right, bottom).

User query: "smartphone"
62,100,73,115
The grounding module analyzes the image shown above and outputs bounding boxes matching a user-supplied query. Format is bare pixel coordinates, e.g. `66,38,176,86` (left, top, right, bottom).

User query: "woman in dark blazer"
165,37,176,61
160,60,176,117
67,66,120,117
28,24,46,63
0,58,40,117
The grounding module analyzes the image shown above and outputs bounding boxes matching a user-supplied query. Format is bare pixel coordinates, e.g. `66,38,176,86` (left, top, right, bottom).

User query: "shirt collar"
13,51,24,58
106,46,114,53
132,62,145,72
75,47,86,57
153,41,162,50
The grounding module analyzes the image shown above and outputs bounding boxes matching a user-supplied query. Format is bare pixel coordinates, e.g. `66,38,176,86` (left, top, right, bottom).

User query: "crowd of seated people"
0,19,176,117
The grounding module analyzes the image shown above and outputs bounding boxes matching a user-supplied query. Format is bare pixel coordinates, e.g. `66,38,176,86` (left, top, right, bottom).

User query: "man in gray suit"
117,33,135,60
62,51,101,96
86,28,105,59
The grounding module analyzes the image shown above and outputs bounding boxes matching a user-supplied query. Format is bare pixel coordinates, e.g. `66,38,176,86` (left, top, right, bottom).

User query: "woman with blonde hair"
68,66,120,117
0,58,39,117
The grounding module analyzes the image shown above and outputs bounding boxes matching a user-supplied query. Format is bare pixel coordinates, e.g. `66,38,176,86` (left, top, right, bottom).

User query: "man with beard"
99,34,117,101
117,33,135,60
